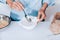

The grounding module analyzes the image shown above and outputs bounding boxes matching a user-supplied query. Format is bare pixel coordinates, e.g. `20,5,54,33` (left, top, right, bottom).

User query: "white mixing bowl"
18,16,38,30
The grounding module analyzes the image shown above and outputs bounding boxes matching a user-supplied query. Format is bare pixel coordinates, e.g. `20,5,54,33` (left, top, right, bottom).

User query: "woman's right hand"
6,0,24,11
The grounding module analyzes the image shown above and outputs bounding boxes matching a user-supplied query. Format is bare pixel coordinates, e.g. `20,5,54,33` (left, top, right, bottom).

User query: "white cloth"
0,0,6,3
0,3,11,17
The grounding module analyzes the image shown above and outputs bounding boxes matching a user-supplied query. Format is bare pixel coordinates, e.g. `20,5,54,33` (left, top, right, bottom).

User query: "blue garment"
11,0,55,21
0,0,55,21
19,0,55,10
0,0,6,3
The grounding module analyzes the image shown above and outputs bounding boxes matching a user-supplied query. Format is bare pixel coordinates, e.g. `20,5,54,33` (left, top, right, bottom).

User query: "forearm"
40,3,48,12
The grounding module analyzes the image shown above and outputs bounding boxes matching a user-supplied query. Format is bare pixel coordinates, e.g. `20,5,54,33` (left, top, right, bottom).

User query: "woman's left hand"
37,9,46,22
37,3,48,23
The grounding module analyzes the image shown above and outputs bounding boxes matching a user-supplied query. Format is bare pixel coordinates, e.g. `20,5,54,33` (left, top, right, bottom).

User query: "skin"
6,0,48,22
37,3,48,22
6,0,24,11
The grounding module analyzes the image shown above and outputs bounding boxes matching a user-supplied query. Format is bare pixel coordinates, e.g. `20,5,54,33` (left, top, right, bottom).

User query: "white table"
0,3,60,40
0,21,60,40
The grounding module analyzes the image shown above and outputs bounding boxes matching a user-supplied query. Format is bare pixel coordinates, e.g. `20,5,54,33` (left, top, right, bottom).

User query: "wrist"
39,8,45,12
40,3,48,12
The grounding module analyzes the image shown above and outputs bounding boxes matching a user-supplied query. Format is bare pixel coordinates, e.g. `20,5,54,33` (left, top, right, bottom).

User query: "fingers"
37,12,46,23
11,2,18,10
37,12,41,23
6,0,13,7
15,2,24,10
7,0,24,11
12,2,19,10
12,2,24,11
40,13,45,21
37,12,41,19
16,2,24,9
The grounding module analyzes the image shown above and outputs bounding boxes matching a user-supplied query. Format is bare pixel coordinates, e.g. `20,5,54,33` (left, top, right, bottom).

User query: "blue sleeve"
43,0,55,6
0,0,6,3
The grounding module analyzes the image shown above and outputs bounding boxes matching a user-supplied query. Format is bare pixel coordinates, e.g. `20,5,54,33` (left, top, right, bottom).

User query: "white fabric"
0,3,11,17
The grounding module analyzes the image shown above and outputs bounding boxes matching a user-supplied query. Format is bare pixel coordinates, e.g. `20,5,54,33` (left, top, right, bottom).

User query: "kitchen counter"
0,3,60,40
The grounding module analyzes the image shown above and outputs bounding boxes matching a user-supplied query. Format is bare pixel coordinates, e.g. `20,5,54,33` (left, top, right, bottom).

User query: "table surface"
0,21,60,40
0,3,60,40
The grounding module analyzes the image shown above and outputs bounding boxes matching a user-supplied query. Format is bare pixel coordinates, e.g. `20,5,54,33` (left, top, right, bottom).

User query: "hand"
11,1,24,11
37,9,46,23
7,0,24,11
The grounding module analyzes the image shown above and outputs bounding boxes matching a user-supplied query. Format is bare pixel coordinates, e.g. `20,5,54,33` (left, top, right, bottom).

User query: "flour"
18,16,38,30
